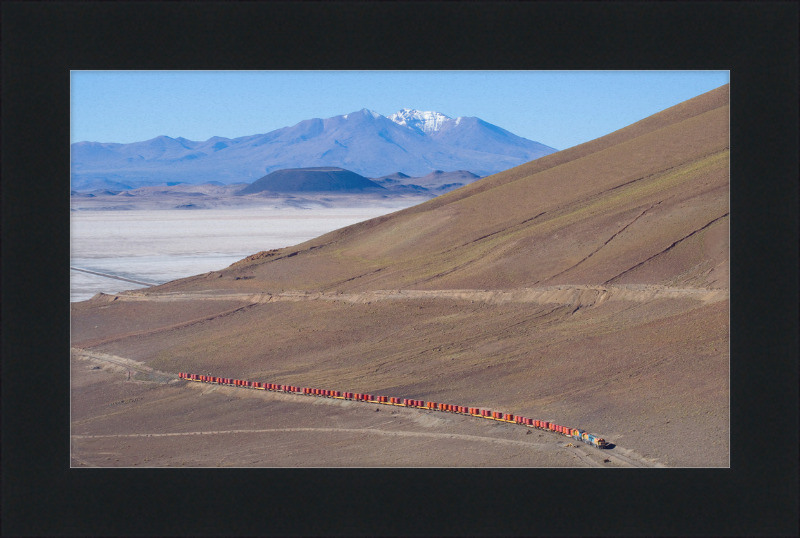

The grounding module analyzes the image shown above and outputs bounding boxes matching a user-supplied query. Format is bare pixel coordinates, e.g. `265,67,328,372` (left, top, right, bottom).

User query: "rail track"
180,372,610,450
73,349,658,465
72,349,177,384
70,266,158,287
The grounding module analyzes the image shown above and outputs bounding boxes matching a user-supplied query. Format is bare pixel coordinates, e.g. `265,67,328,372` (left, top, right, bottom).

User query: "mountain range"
70,109,557,191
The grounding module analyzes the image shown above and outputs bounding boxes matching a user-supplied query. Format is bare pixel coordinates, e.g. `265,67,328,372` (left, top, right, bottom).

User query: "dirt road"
99,284,728,306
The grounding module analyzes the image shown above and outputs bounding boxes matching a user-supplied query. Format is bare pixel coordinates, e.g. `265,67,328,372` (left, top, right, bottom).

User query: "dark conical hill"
238,167,385,194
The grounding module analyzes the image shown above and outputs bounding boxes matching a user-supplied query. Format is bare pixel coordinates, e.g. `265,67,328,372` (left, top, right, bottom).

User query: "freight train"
178,372,608,449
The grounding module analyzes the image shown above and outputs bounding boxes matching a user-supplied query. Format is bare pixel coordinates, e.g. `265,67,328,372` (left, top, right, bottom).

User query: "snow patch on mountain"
389,109,452,133
344,109,383,120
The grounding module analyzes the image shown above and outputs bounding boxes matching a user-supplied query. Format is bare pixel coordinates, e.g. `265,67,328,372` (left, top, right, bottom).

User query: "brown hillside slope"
151,84,728,295
73,294,728,467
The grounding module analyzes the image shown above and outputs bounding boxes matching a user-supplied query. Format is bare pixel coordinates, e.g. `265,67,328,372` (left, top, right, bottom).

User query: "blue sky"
71,71,729,151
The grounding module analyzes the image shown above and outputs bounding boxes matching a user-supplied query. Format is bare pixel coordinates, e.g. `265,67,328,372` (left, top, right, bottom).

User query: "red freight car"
182,372,609,448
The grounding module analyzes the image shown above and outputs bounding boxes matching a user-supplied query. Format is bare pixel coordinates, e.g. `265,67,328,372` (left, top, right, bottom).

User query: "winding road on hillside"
97,284,729,306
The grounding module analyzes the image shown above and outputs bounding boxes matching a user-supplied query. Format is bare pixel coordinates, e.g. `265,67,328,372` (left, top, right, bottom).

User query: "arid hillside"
150,84,728,295
71,85,729,467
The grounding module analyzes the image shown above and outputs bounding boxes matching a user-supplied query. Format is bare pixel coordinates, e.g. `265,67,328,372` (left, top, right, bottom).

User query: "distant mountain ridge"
71,109,557,191
373,169,482,194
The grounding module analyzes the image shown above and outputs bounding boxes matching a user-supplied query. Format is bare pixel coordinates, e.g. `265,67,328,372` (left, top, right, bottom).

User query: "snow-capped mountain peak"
389,109,452,133
343,109,383,120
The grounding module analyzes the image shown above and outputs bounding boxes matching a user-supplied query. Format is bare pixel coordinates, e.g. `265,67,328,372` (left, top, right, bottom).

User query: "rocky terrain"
71,84,729,467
